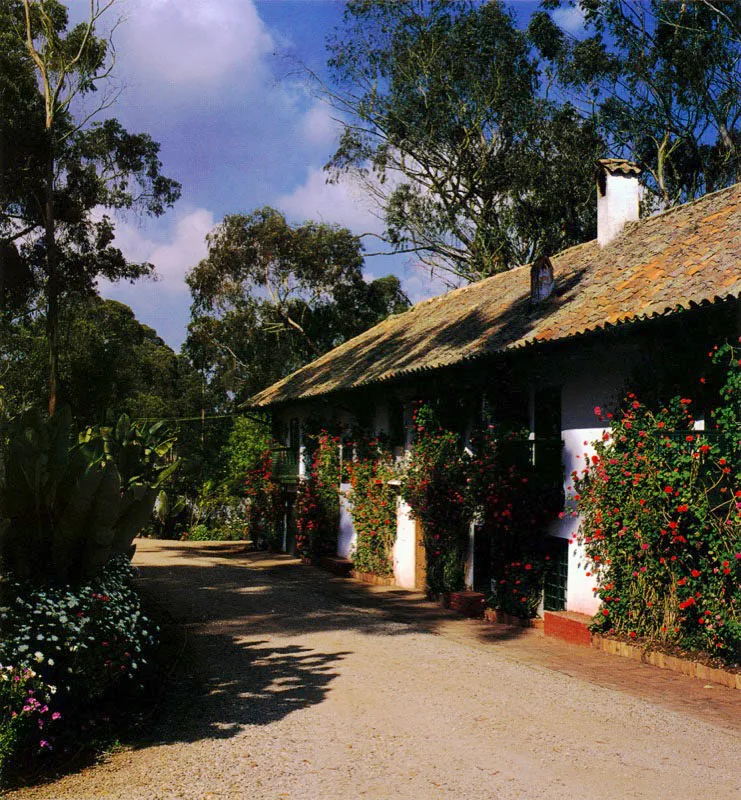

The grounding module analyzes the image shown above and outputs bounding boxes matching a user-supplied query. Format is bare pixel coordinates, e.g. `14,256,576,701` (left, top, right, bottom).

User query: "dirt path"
8,540,741,800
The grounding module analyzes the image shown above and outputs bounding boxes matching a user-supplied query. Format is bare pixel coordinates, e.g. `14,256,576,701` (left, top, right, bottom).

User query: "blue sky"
82,0,584,349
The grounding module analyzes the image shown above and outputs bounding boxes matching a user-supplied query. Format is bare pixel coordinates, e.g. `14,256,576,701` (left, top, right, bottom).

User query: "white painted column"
337,483,355,560
393,497,416,589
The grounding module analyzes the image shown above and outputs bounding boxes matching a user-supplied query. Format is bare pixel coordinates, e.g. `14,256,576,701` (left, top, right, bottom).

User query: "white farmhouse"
248,160,741,617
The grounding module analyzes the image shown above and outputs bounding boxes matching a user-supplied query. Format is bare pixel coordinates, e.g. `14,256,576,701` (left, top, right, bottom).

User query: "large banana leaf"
0,407,179,586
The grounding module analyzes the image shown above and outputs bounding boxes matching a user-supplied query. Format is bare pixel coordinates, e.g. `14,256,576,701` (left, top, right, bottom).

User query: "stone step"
446,590,486,618
544,610,593,647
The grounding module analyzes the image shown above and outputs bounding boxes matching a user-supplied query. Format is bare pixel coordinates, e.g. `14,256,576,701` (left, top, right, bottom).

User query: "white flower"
34,651,44,662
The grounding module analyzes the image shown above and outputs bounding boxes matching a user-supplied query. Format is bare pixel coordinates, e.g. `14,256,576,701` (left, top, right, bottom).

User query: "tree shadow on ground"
126,546,530,750
137,635,350,747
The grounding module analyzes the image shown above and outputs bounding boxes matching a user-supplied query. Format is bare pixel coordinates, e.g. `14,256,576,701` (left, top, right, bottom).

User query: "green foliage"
326,0,603,280
295,432,341,558
242,448,283,549
222,415,272,493
0,408,178,586
467,428,562,618
532,0,741,205
402,404,469,596
185,482,246,542
186,207,409,405
347,440,398,577
185,523,211,542
0,0,180,412
0,556,158,785
575,342,741,662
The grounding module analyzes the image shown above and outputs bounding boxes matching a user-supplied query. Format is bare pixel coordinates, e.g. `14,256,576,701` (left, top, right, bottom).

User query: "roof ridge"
635,180,741,226
247,181,741,408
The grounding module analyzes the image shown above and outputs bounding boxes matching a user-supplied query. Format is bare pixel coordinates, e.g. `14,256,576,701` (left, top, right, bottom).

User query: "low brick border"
591,634,741,690
484,608,544,629
351,570,395,586
444,591,485,618
544,610,592,646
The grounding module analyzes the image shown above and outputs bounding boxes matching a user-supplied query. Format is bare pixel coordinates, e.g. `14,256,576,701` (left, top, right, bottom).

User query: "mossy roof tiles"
249,182,741,408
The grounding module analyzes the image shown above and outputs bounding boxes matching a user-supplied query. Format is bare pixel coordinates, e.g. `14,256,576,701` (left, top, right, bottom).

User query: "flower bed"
0,557,158,786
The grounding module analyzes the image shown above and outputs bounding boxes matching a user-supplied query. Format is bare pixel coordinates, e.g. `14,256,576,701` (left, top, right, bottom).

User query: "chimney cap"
596,158,642,177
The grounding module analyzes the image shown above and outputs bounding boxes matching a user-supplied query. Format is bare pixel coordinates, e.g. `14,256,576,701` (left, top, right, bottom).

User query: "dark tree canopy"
186,207,410,406
324,0,604,282
530,0,741,207
0,0,180,412
1,297,198,425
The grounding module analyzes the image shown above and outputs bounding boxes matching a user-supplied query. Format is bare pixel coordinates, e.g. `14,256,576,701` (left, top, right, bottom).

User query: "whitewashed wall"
544,343,631,614
337,483,355,560
393,498,417,589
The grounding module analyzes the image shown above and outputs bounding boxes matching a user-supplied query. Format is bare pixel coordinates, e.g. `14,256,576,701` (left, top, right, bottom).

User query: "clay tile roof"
597,158,643,176
249,182,741,408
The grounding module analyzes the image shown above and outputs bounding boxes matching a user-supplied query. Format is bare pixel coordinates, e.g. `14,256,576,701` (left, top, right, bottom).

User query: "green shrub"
575,342,741,662
186,523,212,541
188,482,248,541
0,557,158,784
0,408,178,586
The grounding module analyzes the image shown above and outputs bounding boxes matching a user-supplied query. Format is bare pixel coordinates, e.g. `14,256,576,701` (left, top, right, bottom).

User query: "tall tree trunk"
45,131,58,416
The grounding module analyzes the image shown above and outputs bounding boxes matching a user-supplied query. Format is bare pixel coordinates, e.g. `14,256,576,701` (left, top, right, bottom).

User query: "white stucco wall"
393,498,417,589
597,172,641,246
465,521,475,590
544,344,630,614
337,483,355,560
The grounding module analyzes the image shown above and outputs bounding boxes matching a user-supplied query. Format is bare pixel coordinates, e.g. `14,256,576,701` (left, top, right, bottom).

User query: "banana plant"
0,408,179,586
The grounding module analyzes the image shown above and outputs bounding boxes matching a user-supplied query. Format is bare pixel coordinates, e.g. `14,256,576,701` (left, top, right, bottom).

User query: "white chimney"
596,158,642,247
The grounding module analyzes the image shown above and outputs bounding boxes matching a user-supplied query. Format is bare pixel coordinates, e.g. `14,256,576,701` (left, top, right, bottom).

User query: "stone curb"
591,634,741,690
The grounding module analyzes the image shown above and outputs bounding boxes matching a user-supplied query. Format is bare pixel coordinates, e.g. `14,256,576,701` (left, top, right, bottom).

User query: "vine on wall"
575,341,741,662
402,404,470,597
295,432,341,558
243,446,282,549
346,440,399,577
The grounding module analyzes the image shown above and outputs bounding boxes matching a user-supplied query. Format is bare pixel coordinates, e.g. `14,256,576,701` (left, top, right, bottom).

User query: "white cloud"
98,207,215,348
107,208,214,292
117,0,274,86
299,103,342,147
552,5,587,34
276,167,385,235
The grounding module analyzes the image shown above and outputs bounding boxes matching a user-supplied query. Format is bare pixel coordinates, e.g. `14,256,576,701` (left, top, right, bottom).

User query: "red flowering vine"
575,341,741,662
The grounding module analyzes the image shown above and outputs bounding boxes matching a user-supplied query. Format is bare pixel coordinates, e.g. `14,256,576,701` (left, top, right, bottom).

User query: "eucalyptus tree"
323,0,603,283
0,0,180,413
186,207,409,406
0,297,197,425
530,0,741,207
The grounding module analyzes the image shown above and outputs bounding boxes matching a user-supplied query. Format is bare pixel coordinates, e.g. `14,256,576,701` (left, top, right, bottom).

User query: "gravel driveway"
8,540,741,800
